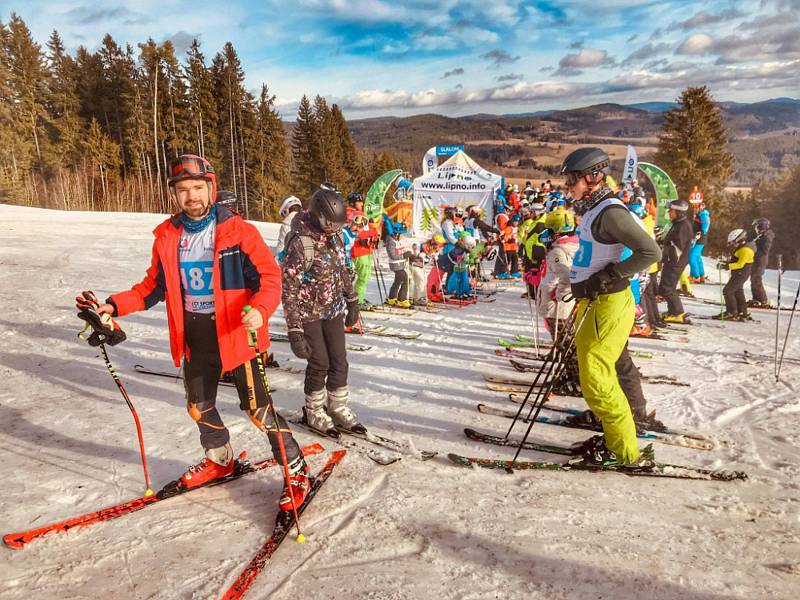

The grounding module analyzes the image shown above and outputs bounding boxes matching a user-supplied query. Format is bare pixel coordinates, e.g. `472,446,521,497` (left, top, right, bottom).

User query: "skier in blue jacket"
689,200,710,282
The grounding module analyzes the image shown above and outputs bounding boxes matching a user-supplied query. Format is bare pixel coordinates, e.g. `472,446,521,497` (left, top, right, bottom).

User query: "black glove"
344,300,360,328
287,328,311,359
359,238,371,247
584,263,618,299
75,291,126,346
716,261,729,270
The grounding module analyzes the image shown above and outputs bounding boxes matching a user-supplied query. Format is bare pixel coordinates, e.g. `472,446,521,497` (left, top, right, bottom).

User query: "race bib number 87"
180,261,214,295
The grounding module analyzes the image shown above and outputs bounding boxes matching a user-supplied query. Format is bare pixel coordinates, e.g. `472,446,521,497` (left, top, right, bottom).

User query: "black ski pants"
658,264,684,316
493,245,508,276
616,344,647,420
642,273,661,327
303,314,349,395
724,266,751,315
183,312,300,465
389,269,409,301
750,262,768,304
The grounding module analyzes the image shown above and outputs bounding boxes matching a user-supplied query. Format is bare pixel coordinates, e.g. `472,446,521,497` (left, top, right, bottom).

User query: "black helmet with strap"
560,147,611,180
309,188,346,234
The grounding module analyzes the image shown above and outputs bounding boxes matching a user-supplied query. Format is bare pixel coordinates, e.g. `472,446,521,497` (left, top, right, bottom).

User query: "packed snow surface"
1,204,798,599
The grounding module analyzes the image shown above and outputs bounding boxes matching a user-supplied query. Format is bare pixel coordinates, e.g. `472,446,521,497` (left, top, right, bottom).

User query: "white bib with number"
179,222,216,314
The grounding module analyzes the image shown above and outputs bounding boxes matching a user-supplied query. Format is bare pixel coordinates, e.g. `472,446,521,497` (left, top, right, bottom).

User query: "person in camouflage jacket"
281,189,363,436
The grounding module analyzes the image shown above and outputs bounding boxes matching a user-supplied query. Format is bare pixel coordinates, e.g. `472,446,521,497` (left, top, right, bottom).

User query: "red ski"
220,450,347,600
3,443,325,550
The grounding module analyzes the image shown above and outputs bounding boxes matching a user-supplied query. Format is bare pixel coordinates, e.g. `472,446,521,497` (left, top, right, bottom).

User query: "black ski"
448,453,747,481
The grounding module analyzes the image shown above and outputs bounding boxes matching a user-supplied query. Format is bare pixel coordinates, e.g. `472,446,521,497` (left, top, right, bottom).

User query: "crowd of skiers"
75,149,777,514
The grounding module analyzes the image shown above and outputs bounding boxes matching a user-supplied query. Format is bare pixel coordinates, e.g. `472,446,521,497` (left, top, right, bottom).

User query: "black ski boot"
563,409,602,430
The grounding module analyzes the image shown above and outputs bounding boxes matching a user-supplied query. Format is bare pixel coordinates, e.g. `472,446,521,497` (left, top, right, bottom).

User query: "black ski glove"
287,328,311,359
583,263,618,299
75,290,126,346
344,300,360,328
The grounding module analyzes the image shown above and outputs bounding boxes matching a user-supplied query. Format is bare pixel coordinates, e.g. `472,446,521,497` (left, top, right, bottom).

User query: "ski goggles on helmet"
168,155,214,184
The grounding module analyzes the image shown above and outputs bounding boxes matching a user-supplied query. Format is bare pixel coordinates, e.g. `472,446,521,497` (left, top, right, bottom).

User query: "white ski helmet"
279,196,302,218
727,228,747,246
461,233,477,250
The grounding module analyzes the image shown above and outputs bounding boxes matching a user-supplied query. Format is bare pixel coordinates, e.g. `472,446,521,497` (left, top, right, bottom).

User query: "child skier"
350,211,379,307
383,219,411,308
281,187,363,437
715,229,756,321
275,195,302,260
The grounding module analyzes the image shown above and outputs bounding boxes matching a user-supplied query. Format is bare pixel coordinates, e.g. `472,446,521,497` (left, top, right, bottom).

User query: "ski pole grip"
243,305,258,347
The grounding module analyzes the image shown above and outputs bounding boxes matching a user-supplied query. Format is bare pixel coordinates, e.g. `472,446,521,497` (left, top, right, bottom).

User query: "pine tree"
185,39,220,164
655,86,734,207
251,84,291,219
159,40,192,159
97,35,138,176
292,94,317,196
211,43,248,203
4,14,50,170
312,94,344,187
329,104,364,194
45,30,83,168
83,117,121,205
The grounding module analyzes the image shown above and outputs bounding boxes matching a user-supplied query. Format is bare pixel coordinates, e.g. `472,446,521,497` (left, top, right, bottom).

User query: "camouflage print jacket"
281,211,356,330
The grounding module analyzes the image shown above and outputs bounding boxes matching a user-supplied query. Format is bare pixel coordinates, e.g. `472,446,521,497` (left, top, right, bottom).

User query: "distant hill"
625,102,678,112
345,98,800,184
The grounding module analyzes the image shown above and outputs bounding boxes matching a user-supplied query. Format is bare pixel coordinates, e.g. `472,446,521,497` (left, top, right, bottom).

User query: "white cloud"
559,48,614,68
677,33,714,55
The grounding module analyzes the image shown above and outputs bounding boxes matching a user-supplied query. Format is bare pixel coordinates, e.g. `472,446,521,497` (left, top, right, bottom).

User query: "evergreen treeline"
0,14,399,219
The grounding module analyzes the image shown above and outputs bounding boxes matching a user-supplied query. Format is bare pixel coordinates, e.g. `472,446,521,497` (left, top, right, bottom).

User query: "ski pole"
775,255,782,381
503,306,576,439
243,306,304,544
777,279,799,381
371,254,383,304
86,338,153,497
718,262,725,317
512,301,591,464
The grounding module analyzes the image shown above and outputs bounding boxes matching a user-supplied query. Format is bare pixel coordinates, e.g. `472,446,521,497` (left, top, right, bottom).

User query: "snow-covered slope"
1,205,798,599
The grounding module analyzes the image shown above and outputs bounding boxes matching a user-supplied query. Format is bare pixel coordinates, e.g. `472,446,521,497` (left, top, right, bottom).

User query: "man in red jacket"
93,154,309,511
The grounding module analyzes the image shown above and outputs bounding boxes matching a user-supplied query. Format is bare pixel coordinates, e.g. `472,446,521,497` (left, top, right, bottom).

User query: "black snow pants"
724,266,751,315
303,314,349,395
658,265,684,316
183,312,300,465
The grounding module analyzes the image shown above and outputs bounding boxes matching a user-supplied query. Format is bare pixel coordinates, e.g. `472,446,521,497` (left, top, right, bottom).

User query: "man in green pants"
563,148,662,467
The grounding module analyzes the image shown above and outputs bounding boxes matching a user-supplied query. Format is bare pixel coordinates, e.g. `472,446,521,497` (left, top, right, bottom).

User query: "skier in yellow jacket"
714,229,755,321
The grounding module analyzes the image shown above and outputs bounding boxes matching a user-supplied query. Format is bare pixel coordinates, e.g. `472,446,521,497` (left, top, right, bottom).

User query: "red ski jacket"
108,207,281,372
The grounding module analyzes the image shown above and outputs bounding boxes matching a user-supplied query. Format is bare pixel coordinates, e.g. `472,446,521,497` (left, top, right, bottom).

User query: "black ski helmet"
668,199,690,213
215,190,238,212
347,191,363,205
753,217,770,233
560,147,611,180
309,188,346,234
444,206,455,219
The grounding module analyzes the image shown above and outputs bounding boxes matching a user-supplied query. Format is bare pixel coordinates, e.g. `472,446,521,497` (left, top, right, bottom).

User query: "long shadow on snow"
426,522,744,600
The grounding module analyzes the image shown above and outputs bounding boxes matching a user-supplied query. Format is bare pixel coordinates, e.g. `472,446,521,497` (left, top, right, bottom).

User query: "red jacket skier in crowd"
91,154,310,511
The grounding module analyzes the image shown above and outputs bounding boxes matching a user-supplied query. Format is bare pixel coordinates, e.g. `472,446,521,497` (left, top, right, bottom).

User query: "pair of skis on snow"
455,405,745,480
4,443,347,598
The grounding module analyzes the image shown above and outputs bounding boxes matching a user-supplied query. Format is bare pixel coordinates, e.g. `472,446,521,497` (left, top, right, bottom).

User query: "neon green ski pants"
574,288,640,464
354,254,373,303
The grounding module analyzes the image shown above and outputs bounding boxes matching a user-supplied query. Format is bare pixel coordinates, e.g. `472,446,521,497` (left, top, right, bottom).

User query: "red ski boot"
179,444,235,489
279,457,311,512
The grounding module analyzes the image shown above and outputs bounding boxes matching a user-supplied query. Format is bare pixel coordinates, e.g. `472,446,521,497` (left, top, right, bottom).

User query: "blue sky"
4,0,799,118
